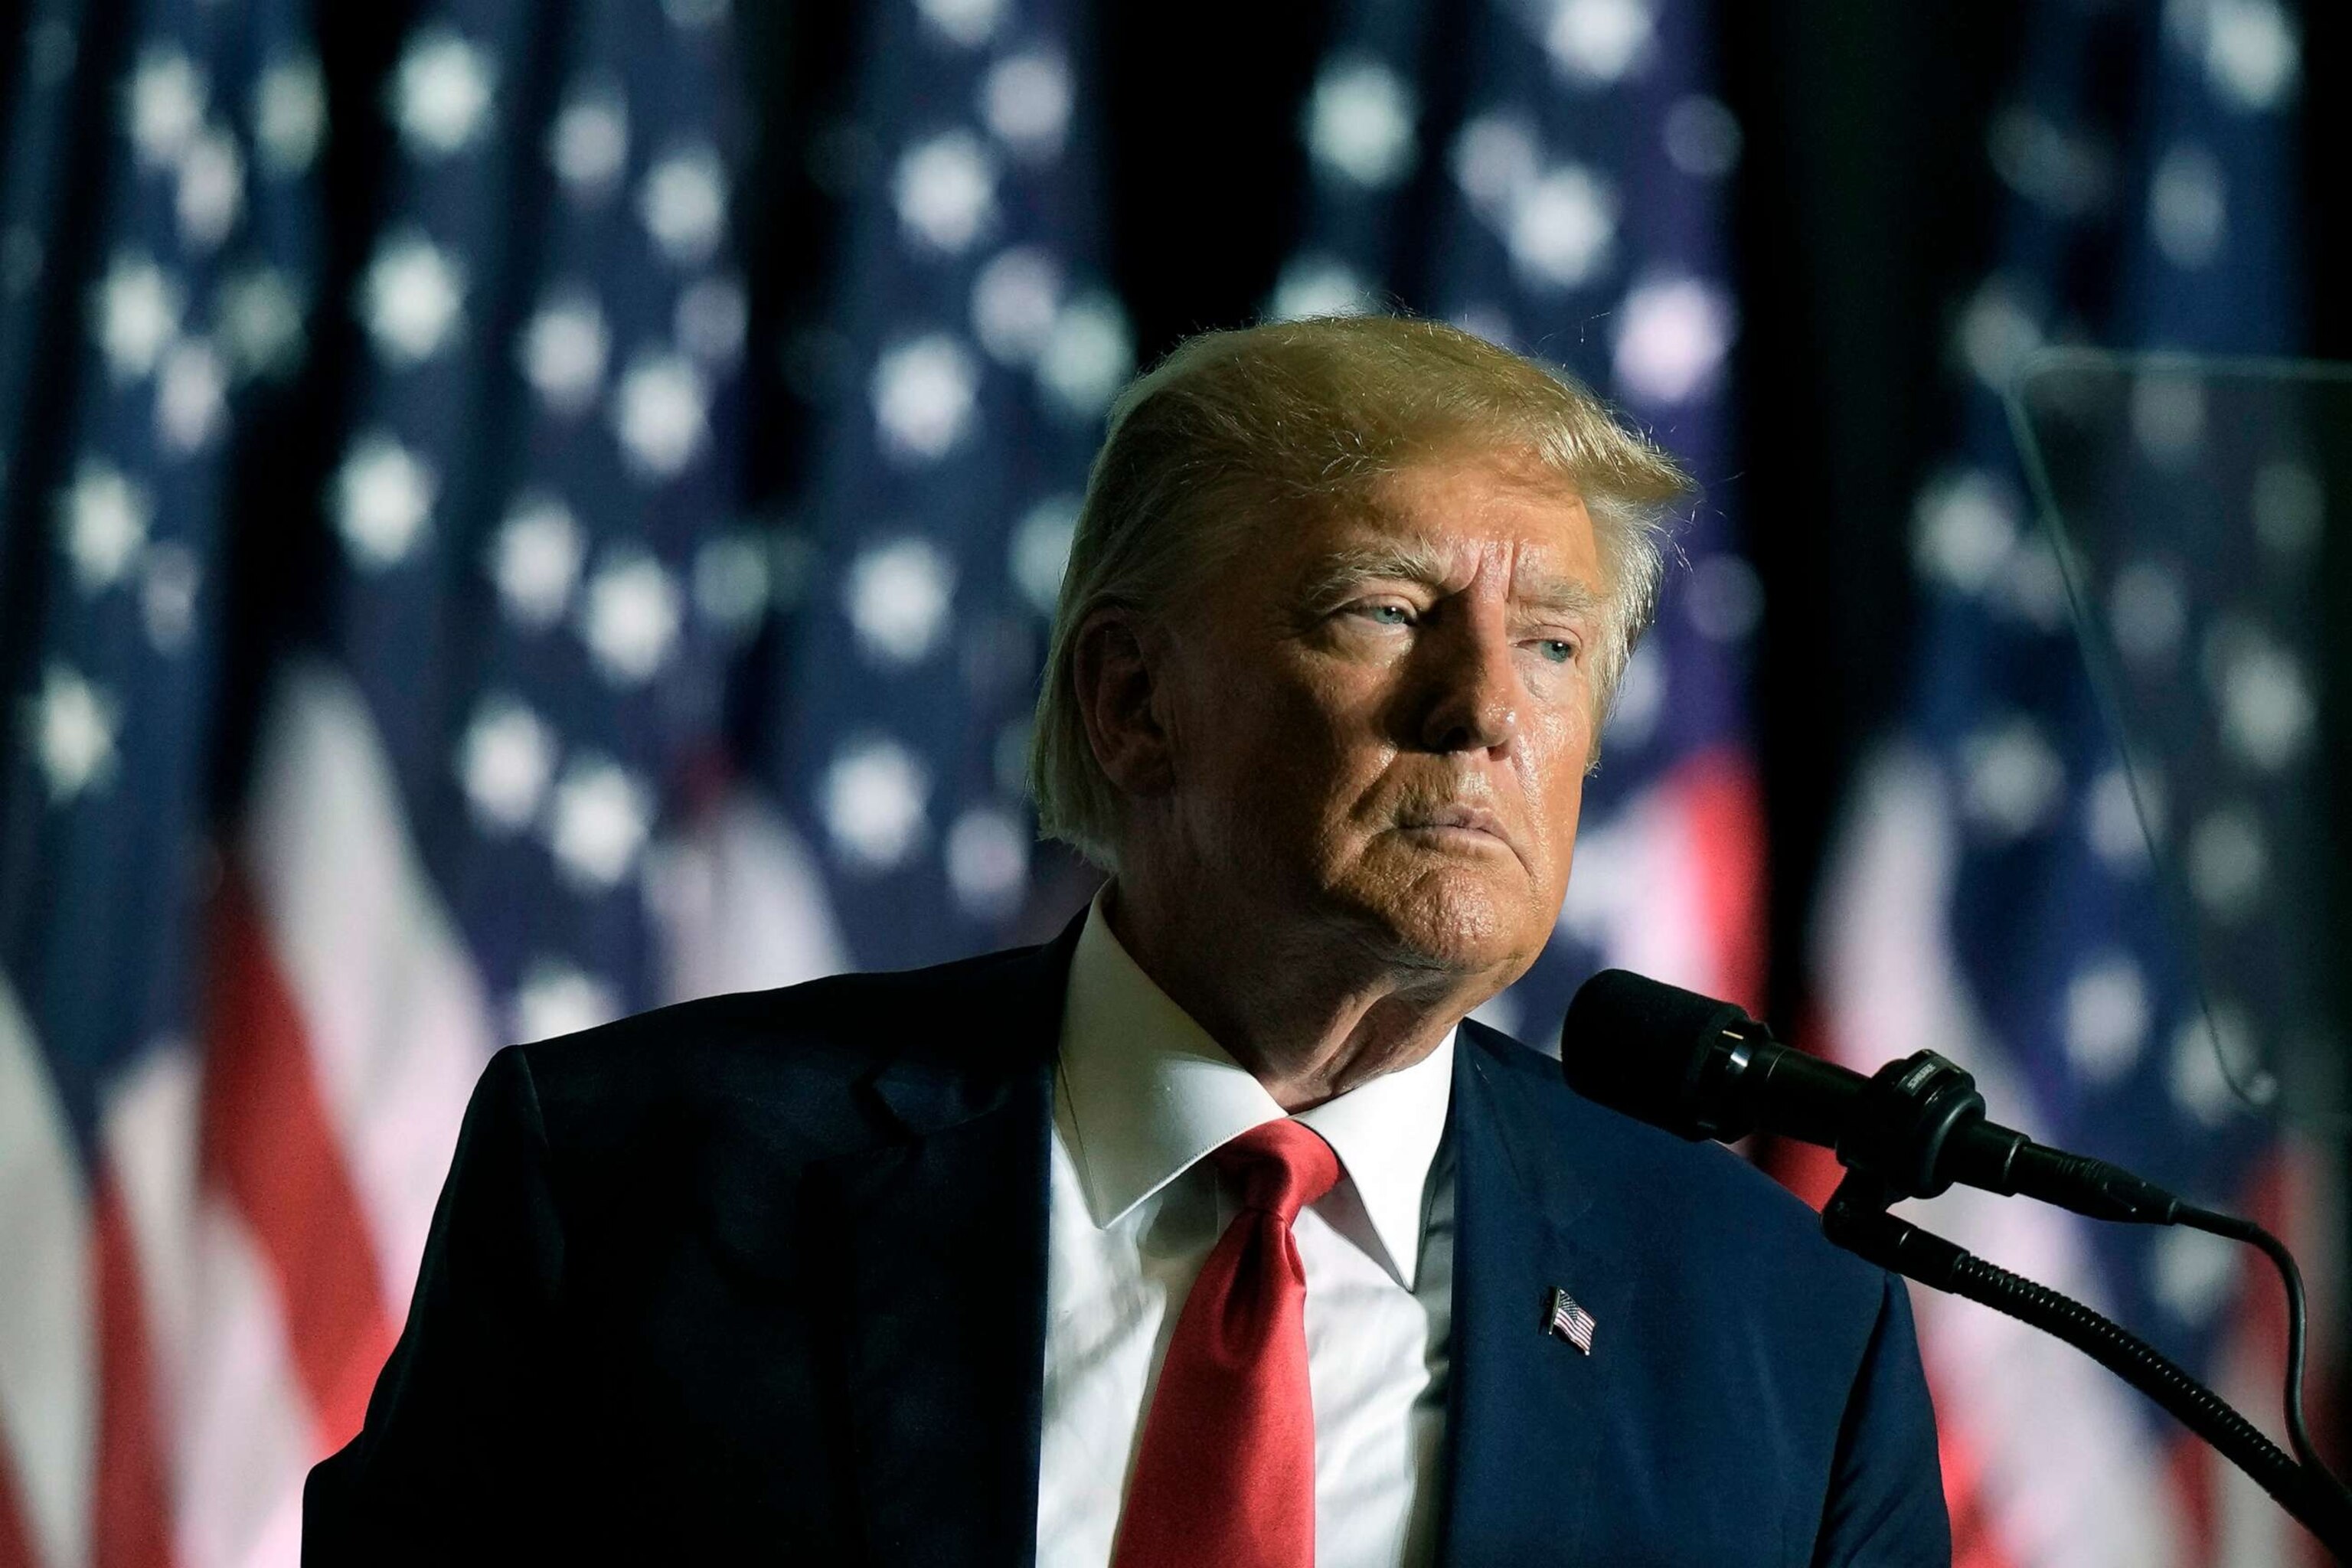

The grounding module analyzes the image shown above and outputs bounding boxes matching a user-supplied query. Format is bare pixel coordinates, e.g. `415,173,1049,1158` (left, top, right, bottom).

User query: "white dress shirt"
1034,894,1456,1568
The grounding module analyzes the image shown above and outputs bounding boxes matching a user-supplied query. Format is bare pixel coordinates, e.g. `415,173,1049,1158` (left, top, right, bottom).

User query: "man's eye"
1359,603,1414,626
1536,639,1576,665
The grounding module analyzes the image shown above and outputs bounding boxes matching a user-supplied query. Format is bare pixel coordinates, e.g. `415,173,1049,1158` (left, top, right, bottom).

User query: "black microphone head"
1560,969,1758,1141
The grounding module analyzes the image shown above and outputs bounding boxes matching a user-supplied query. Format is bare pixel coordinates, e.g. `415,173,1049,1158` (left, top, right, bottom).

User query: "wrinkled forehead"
1336,456,1604,590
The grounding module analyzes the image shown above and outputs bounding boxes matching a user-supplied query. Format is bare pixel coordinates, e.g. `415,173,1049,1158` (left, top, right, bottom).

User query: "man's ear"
1072,608,1178,799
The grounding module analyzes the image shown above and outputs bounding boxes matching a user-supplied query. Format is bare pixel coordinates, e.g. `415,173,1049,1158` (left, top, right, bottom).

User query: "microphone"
1559,969,2182,1223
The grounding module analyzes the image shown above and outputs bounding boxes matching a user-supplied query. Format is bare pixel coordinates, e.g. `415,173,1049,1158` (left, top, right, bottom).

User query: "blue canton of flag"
312,0,745,1039
763,0,1130,972
1276,0,1762,1050
1814,2,2331,1562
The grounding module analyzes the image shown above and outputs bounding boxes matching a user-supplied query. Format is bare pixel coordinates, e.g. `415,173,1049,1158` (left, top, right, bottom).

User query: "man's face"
1150,452,1607,986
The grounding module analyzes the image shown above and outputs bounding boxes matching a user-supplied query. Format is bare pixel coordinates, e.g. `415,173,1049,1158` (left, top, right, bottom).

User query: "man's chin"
1328,864,1548,982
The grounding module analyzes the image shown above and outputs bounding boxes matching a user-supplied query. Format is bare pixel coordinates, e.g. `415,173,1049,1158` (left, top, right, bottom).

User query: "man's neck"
1101,878,1494,1111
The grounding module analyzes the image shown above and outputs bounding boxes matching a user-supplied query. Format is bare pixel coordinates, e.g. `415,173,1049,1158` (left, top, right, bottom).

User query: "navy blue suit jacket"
305,920,1949,1564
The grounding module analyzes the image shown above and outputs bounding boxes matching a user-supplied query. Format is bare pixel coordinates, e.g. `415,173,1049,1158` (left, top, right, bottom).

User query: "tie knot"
1212,1119,1341,1223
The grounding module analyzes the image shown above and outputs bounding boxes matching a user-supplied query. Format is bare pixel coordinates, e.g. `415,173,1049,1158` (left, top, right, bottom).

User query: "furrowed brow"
1515,576,1605,620
1294,541,1459,606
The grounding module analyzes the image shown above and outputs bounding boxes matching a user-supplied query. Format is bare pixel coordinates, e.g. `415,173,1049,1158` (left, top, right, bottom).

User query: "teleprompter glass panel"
2007,351,2350,1126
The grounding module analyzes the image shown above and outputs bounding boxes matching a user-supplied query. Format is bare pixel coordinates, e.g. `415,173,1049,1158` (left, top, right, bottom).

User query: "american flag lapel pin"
1546,1286,1597,1354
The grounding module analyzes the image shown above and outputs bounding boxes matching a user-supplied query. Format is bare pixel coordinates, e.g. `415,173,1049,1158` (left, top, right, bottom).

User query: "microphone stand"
1822,1168,2352,1557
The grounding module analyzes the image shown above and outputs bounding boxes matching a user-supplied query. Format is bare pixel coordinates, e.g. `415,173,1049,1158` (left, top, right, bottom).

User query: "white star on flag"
916,0,1007,49
1544,0,1657,84
254,55,327,175
871,334,978,462
822,737,930,871
1036,294,1132,418
844,538,956,665
893,131,998,255
1305,59,1418,188
459,695,558,832
547,756,653,889
394,27,495,158
982,51,1073,161
1611,276,1733,405
29,663,121,802
155,338,227,452
333,434,436,567
638,145,727,266
127,47,205,168
519,289,610,413
175,125,244,250
513,959,622,1044
610,351,709,478
550,82,630,197
579,553,683,685
361,233,466,365
487,495,586,628
57,461,151,590
1506,165,1617,289
93,253,182,381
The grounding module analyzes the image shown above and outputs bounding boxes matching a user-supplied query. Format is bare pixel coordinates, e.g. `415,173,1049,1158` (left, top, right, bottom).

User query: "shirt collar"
1055,889,1455,1289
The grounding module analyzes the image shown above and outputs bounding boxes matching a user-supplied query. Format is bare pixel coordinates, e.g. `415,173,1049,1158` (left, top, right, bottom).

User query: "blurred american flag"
0,0,1133,1558
0,0,328,1561
0,0,760,1557
1809,2,2338,1563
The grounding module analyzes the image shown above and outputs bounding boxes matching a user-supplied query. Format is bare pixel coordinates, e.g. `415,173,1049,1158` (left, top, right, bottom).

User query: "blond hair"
1029,314,1692,869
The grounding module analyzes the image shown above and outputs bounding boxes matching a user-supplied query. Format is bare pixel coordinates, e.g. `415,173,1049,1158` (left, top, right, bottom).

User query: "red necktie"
1110,1119,1342,1568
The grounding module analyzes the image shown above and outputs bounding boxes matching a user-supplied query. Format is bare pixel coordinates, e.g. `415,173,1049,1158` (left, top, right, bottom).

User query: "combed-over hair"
1028,313,1692,871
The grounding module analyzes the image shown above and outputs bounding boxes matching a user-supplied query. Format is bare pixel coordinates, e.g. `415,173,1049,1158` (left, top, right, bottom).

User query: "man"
305,316,1949,1564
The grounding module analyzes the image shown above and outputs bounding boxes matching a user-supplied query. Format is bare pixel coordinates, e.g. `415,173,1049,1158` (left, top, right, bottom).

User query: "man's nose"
1415,611,1519,755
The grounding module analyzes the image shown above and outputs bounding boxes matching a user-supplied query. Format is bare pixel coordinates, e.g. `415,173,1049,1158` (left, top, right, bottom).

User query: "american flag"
1809,2,2336,1563
740,0,1129,976
0,0,327,1562
0,0,753,1561
1546,1285,1598,1354
1276,0,1762,1046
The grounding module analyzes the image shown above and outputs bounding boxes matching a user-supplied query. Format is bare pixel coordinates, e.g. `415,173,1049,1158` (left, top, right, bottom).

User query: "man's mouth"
1395,803,1512,849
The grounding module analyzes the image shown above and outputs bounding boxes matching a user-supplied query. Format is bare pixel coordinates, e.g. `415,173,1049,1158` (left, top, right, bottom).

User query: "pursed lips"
1393,802,1515,855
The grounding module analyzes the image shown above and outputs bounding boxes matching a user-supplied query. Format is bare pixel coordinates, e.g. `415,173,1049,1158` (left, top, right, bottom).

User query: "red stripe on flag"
2164,1432,2218,1563
1932,1380,2019,1568
200,870,397,1452
1671,746,1766,1014
0,1430,34,1568
90,1175,174,1568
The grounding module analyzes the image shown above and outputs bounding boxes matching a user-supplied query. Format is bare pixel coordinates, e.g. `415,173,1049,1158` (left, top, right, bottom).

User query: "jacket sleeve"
303,1045,568,1563
1811,1272,1952,1566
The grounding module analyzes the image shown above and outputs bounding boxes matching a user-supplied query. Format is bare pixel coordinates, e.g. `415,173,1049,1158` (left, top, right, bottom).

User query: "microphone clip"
1832,1050,1988,1201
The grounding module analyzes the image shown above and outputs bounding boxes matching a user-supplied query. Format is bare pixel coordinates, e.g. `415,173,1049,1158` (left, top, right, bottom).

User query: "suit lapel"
1438,1022,1633,1566
821,924,1080,1568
